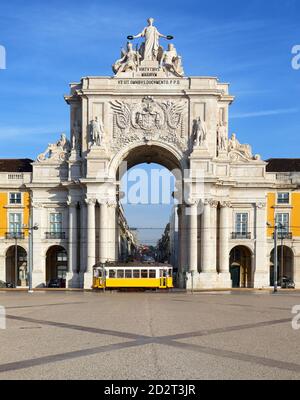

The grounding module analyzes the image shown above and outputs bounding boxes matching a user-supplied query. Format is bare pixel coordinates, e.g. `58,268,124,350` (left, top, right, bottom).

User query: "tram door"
159,269,167,288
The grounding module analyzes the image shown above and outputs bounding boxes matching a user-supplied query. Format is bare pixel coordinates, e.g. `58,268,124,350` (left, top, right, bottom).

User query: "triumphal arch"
30,18,274,289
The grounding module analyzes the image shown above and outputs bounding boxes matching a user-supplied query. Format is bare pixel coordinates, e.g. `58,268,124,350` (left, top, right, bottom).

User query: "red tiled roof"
0,159,33,173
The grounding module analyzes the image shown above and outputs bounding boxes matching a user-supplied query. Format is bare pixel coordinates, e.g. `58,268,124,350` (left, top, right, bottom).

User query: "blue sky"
0,0,300,243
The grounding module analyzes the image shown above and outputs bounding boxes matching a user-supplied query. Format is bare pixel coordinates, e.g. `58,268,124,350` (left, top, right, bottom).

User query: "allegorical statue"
72,121,81,151
217,121,228,152
112,42,142,74
228,133,254,159
161,43,184,77
193,116,207,147
130,18,172,61
37,133,71,162
90,116,105,147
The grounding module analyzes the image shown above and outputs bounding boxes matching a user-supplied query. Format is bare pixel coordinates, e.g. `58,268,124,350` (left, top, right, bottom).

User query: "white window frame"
277,192,290,205
235,212,249,235
49,213,62,233
275,213,290,234
9,192,22,205
9,212,22,233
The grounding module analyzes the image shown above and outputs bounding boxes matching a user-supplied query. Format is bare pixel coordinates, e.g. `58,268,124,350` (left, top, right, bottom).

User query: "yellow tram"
93,263,174,290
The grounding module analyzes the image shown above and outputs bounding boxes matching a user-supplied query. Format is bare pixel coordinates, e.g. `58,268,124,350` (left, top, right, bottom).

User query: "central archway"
113,143,186,279
112,143,186,179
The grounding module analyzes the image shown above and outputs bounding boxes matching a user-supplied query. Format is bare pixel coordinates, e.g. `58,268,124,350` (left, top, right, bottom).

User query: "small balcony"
231,232,251,240
5,232,25,240
274,232,293,240
45,232,66,240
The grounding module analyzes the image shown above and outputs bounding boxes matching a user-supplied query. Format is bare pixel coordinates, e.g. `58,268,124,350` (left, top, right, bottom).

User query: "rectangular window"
9,192,22,205
9,213,22,233
141,270,148,278
275,213,289,233
50,213,62,233
235,213,248,237
117,270,124,278
277,192,290,205
149,270,156,278
133,270,140,278
109,269,116,278
125,270,132,278
57,252,67,262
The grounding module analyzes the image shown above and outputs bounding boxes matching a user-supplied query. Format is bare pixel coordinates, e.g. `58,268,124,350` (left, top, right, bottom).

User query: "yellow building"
0,159,32,286
266,159,300,286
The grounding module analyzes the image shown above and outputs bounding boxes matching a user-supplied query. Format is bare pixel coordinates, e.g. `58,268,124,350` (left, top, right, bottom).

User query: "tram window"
160,270,167,277
141,270,148,278
169,269,172,277
133,270,140,278
125,270,132,278
149,270,156,278
117,270,124,278
109,269,116,278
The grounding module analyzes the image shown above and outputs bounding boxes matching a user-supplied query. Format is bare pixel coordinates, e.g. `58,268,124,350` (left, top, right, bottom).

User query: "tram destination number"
104,384,196,397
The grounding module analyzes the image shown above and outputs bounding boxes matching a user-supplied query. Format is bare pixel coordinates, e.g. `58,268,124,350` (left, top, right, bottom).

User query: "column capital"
220,201,232,208
67,198,77,207
32,202,44,209
85,197,97,206
205,199,218,208
256,202,266,209
106,200,118,208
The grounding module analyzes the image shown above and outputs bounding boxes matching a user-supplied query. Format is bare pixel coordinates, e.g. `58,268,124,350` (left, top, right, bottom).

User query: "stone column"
210,201,218,272
86,198,96,273
198,199,220,289
79,201,87,288
31,202,45,288
99,201,108,263
188,202,198,273
219,202,231,273
107,201,117,263
201,200,211,273
254,202,269,288
218,201,232,287
67,201,77,274
180,205,188,270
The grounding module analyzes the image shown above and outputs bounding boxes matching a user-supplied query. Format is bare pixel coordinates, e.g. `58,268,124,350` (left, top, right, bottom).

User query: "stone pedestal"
254,272,270,289
68,150,82,180
86,147,110,179
84,272,94,290
66,272,80,288
186,272,232,290
32,271,46,289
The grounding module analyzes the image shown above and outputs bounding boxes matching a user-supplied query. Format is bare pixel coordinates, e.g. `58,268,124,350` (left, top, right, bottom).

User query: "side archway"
270,246,294,286
45,246,68,285
229,246,253,288
5,246,27,287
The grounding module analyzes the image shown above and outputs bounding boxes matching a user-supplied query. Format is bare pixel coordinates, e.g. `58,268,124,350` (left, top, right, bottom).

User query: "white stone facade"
1,19,299,290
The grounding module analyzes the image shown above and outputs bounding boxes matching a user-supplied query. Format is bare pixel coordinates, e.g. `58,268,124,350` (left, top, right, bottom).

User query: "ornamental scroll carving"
110,96,187,151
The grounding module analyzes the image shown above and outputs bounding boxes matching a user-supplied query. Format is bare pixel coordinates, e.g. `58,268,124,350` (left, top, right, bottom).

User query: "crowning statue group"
113,18,184,77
